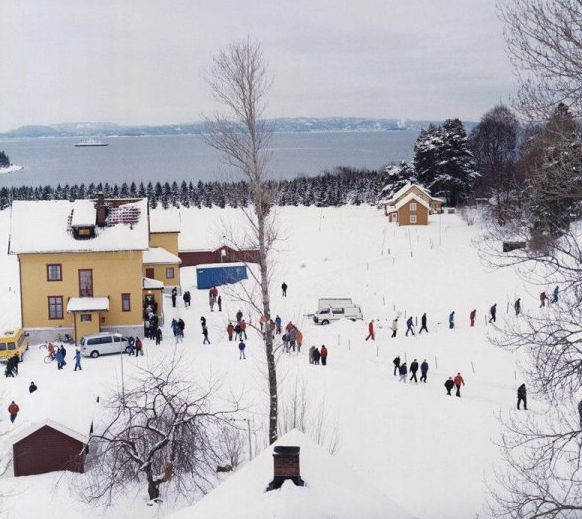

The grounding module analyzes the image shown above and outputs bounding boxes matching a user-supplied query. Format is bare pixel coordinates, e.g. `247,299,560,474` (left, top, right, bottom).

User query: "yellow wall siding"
149,233,179,256
19,251,143,329
142,263,180,286
74,311,101,339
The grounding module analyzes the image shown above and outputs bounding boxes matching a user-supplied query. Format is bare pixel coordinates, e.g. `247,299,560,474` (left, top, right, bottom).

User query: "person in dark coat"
470,309,476,327
234,323,242,341
398,362,408,383
281,282,288,297
420,359,429,383
552,285,559,304
405,316,415,336
312,347,321,365
489,303,497,323
236,310,243,323
540,291,547,308
454,373,465,397
238,340,246,360
517,384,527,410
514,298,521,317
171,287,178,308
275,315,282,334
127,336,136,355
449,311,455,330
409,359,419,383
202,325,210,344
321,345,328,366
29,382,38,393
217,295,222,312
444,377,455,396
8,401,19,423
183,290,191,308
419,313,428,334
578,400,582,428
56,347,65,370
61,345,67,366
227,322,235,341
200,316,206,333
155,327,163,345
178,318,185,336
393,355,401,376
74,349,82,371
240,320,248,340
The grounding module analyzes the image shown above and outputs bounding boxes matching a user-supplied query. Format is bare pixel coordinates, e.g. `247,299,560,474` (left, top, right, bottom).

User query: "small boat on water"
75,139,109,147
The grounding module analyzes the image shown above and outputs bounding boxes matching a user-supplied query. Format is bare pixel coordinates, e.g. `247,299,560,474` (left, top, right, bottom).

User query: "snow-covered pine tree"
379,161,417,201
414,124,442,188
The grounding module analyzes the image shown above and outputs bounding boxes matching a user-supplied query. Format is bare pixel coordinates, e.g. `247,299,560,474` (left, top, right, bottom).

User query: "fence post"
471,361,475,374
434,355,438,369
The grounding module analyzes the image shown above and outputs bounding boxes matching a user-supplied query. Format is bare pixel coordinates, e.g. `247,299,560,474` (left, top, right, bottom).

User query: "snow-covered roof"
196,262,247,269
169,429,416,519
382,183,434,207
142,247,182,265
143,277,164,290
67,297,110,312
11,418,90,446
9,199,150,254
149,208,181,233
394,193,430,211
70,200,96,227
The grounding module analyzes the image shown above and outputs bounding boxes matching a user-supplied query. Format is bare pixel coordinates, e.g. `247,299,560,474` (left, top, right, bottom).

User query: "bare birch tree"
204,39,279,444
83,355,240,503
498,0,582,120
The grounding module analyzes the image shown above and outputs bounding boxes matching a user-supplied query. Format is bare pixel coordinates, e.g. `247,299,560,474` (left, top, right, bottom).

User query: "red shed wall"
13,425,86,476
179,248,260,267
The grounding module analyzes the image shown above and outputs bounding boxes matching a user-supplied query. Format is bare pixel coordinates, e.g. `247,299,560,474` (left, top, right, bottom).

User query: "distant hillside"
0,118,476,138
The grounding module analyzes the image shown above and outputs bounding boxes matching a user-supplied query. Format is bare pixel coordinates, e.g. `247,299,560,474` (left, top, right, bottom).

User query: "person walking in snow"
135,337,143,356
282,333,290,353
259,315,267,332
29,381,38,393
365,320,375,341
308,345,315,364
489,303,497,323
8,401,19,424
420,359,429,383
236,309,243,323
288,326,297,352
393,355,401,376
295,329,303,353
155,327,163,345
209,292,215,312
444,377,455,396
321,345,328,366
238,340,246,360
202,325,210,344
127,336,136,355
419,313,428,334
275,315,282,334
227,322,234,341
312,347,321,365
540,291,547,308
183,290,191,308
398,362,408,383
199,317,206,333
217,295,222,312
171,318,178,337
517,383,527,410
454,373,465,397
171,287,177,308
470,309,476,327
405,316,415,336
409,359,419,383
449,311,455,330
240,320,248,340
234,323,242,341
56,347,65,370
281,282,288,297
514,298,521,317
74,348,82,371
551,285,559,304
391,318,398,338
178,318,185,337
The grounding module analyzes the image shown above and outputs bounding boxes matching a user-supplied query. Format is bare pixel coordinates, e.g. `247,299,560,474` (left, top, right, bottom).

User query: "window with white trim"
410,215,417,224
410,202,417,211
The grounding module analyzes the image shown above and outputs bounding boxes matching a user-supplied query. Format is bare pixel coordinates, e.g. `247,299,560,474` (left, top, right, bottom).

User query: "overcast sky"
0,0,514,131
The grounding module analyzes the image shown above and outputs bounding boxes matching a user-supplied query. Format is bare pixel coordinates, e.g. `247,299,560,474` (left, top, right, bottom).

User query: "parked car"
79,332,131,358
313,305,363,325
0,328,28,362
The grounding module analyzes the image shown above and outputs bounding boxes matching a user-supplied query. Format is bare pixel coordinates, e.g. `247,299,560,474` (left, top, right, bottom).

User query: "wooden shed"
179,245,260,267
12,420,89,476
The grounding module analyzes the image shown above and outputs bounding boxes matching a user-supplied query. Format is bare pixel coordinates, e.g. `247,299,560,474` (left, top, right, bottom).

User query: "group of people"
225,311,248,342
4,353,20,377
308,345,328,365
282,322,303,353
127,336,144,356
171,317,186,343
144,304,161,342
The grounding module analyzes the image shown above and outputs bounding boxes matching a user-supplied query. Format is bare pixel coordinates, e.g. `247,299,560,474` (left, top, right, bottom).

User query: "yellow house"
380,183,445,225
149,208,180,256
9,196,151,343
142,247,182,288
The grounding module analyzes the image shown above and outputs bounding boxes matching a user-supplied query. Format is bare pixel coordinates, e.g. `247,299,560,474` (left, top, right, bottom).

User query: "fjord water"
0,131,418,187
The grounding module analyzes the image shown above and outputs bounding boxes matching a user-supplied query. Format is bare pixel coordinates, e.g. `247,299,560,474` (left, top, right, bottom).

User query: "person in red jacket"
454,373,465,397
470,309,476,327
8,401,19,423
240,320,248,340
227,322,235,341
320,345,328,366
365,320,375,341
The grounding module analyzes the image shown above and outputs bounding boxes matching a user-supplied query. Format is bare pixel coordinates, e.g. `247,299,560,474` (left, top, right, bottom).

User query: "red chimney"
267,446,304,491
96,192,107,227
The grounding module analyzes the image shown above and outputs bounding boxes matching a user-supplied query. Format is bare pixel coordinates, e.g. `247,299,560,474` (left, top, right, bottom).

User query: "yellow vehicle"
0,328,29,362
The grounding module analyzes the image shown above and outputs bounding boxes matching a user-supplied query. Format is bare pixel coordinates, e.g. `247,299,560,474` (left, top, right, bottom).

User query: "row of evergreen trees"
0,167,384,210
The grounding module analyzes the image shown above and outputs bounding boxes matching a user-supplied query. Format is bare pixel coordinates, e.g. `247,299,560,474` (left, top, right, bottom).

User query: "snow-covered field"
0,205,537,519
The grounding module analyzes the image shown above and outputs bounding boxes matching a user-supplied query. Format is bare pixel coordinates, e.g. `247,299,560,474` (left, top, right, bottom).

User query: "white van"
313,305,363,325
79,333,131,358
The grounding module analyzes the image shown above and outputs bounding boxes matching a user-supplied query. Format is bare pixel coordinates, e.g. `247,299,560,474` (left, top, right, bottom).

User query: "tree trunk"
146,468,160,500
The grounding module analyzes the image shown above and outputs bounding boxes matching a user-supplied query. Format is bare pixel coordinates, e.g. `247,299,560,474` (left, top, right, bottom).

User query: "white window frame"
410,202,417,211
410,215,417,224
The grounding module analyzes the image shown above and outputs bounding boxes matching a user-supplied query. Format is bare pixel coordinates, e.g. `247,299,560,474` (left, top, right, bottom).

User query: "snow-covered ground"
0,206,538,519
0,165,24,175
